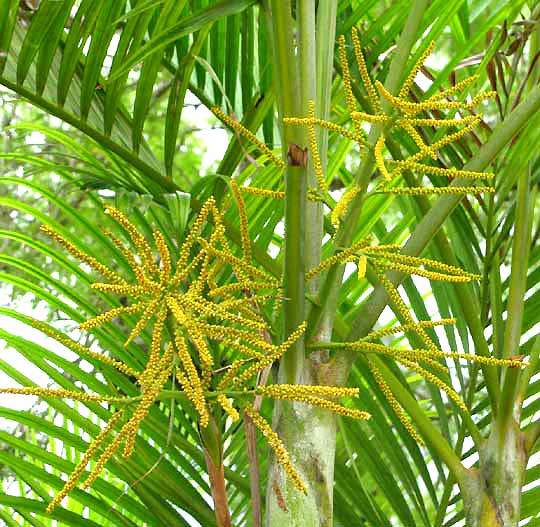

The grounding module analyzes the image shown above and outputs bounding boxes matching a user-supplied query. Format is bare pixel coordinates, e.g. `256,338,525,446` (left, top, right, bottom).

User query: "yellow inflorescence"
259,384,359,399
0,387,120,403
217,394,240,422
398,41,436,99
392,160,494,180
351,27,381,113
383,186,495,196
352,340,527,370
105,206,159,277
121,347,174,459
306,238,371,279
357,254,367,279
372,266,438,352
307,101,327,192
154,229,171,282
258,384,370,420
365,318,457,340
79,302,145,331
211,106,285,169
137,307,166,387
27,47,504,508
331,185,362,226
368,251,479,279
400,121,432,155
378,260,478,282
366,359,423,444
231,180,252,263
338,35,358,120
374,134,392,181
40,225,124,284
240,185,285,200
175,332,209,427
34,194,325,511
244,405,307,494
46,408,126,513
351,111,389,124
30,318,139,378
283,115,365,144
428,74,479,102
401,358,468,413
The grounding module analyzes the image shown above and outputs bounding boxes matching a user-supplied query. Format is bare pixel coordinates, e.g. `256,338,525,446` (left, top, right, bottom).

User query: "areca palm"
1,1,540,526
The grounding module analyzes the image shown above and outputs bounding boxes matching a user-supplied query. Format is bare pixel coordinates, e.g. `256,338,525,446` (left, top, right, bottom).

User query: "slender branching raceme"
2,193,370,508
212,33,525,444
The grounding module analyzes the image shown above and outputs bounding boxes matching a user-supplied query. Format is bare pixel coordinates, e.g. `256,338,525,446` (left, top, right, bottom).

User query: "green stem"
307,0,429,340
269,0,306,385
498,169,533,431
433,367,482,527
304,0,334,301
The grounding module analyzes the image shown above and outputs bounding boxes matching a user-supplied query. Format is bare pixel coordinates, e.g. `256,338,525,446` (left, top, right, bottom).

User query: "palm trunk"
265,400,336,527
463,420,527,527
263,1,338,524
266,358,344,527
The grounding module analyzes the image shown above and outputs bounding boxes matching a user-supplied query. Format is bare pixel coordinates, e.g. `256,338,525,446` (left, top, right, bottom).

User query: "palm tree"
0,1,540,526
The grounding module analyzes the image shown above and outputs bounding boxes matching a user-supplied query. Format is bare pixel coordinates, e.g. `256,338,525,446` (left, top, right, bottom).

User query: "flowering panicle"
45,408,126,513
331,185,362,226
8,38,507,511
330,36,496,196
26,316,139,378
20,194,376,509
211,106,285,169
365,318,457,340
306,238,372,279
244,405,307,493
307,101,327,191
40,225,124,284
366,359,423,444
231,180,252,264
257,384,370,420
0,387,123,404
351,27,380,113
239,185,285,200
217,394,240,422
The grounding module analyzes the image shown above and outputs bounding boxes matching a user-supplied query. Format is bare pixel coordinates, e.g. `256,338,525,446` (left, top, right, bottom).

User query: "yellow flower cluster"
365,318,456,340
34,195,313,510
244,405,307,494
366,359,423,444
350,27,381,113
306,238,372,279
331,185,362,226
384,186,494,196
307,101,327,191
240,185,285,200
40,225,123,284
28,316,139,378
231,180,252,264
283,114,363,144
217,394,240,422
350,340,526,370
257,384,369,420
365,248,480,283
211,106,285,169
46,409,126,512
332,36,497,195
0,387,122,403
